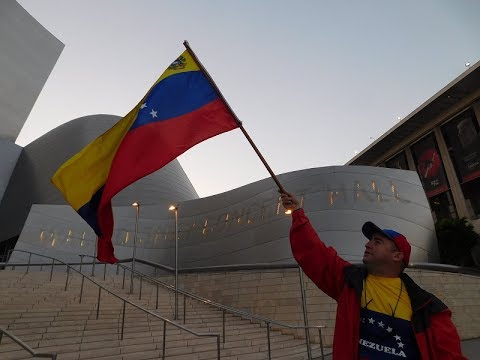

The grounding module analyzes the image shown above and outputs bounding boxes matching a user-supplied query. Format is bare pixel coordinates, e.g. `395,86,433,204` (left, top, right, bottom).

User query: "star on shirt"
377,321,384,328
150,109,158,118
394,335,402,341
398,342,404,348
368,318,375,324
386,327,393,333
140,103,147,109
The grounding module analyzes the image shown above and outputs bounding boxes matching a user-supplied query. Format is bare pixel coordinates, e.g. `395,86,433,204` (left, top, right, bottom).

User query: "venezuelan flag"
52,50,239,263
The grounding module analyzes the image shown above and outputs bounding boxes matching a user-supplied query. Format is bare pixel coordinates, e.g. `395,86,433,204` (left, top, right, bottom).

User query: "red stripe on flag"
96,99,238,262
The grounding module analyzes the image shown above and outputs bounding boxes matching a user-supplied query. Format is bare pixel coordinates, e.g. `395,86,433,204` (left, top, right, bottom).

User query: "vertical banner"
442,113,480,183
412,135,449,197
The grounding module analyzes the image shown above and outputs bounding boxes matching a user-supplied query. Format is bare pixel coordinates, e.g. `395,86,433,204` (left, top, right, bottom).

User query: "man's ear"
392,251,404,264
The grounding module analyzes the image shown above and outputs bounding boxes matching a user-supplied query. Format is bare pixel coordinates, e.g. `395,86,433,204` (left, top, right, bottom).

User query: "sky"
16,0,480,197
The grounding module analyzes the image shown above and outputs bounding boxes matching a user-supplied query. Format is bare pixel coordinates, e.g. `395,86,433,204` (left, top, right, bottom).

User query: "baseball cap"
362,221,411,265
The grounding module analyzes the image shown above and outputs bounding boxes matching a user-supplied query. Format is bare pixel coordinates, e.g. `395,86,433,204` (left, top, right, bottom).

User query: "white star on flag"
150,109,158,118
394,335,401,341
386,327,393,333
377,321,384,328
140,103,147,109
368,318,375,324
398,342,404,348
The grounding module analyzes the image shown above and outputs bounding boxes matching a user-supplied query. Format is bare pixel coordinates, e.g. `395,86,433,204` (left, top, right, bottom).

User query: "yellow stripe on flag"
51,107,139,211
153,50,200,86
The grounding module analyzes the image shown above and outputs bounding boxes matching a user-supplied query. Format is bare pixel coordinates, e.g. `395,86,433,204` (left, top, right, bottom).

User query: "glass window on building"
428,191,458,223
385,151,409,170
442,109,480,219
411,134,457,220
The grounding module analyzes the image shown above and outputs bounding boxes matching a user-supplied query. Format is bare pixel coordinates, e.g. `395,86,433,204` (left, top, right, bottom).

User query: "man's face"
362,232,399,266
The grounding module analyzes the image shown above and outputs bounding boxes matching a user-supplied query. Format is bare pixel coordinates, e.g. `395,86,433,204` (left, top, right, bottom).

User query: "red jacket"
290,209,466,359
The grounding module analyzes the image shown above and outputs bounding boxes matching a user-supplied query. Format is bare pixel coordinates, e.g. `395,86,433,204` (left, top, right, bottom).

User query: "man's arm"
282,192,350,300
429,309,467,359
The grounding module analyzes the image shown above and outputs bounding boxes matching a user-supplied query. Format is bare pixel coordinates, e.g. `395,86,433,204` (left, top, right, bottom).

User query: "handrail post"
50,258,54,281
26,253,31,274
183,294,186,324
266,322,271,360
299,268,312,360
217,334,221,360
91,258,96,277
79,275,85,303
122,268,126,289
139,276,142,300
129,268,134,294
116,263,119,275
319,327,325,360
162,321,167,360
64,266,70,291
121,301,126,340
156,283,159,310
103,263,107,280
79,255,83,273
222,310,226,343
96,287,101,319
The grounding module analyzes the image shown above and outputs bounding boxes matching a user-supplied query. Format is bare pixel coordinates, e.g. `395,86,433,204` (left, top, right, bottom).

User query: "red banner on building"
412,136,449,198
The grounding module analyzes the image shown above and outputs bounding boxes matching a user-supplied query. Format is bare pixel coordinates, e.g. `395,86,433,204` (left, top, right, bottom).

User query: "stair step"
0,268,327,359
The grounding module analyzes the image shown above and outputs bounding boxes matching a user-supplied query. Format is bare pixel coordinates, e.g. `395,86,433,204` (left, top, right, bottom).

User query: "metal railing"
80,254,326,360
0,327,57,359
86,256,480,360
177,261,480,276
4,250,222,359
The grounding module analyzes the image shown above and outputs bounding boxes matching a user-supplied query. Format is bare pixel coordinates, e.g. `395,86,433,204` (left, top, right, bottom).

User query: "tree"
435,217,479,267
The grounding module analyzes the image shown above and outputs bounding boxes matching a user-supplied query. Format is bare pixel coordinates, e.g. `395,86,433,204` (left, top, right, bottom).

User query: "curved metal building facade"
13,165,438,266
0,114,199,244
169,166,438,267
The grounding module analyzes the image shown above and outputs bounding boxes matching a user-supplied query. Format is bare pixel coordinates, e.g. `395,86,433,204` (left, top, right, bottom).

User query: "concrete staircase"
0,268,325,359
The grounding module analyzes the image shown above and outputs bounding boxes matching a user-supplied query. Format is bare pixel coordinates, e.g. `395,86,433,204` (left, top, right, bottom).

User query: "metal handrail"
87,256,480,359
407,262,480,275
5,250,221,360
80,254,326,360
117,257,480,276
0,327,57,359
179,261,480,276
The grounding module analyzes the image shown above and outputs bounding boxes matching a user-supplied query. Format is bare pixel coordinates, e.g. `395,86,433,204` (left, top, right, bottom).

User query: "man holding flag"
280,191,466,359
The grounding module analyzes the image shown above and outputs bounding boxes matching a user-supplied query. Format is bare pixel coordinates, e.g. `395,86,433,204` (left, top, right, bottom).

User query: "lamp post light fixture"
169,204,179,320
130,201,140,294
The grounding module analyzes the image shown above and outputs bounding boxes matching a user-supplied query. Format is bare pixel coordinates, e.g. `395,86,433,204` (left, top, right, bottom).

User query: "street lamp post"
169,204,179,320
130,202,140,294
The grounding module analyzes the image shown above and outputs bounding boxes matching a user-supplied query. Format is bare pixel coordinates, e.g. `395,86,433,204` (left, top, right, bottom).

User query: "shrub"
435,217,479,266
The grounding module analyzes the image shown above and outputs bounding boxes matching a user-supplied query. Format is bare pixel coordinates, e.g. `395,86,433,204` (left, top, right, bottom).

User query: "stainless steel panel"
12,166,439,267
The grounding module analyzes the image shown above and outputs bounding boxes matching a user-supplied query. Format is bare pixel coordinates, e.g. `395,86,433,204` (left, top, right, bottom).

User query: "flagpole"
183,41,287,194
